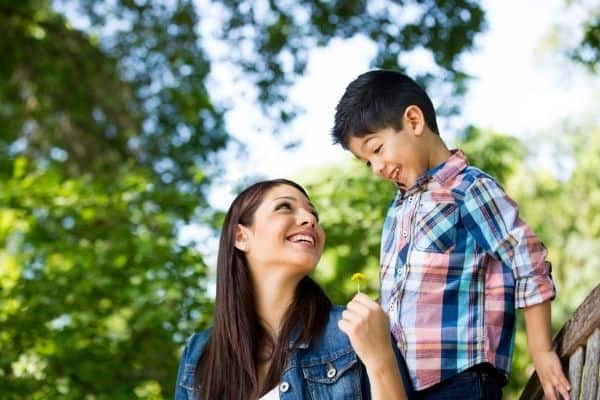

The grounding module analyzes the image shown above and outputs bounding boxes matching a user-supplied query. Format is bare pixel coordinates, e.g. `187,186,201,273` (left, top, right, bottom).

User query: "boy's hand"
523,301,570,400
531,349,570,400
337,293,395,371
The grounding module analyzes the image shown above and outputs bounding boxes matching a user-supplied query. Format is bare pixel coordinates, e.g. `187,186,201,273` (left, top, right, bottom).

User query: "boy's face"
346,112,430,190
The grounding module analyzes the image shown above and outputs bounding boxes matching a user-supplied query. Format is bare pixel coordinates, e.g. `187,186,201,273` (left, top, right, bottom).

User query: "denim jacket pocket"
301,350,362,399
413,202,458,253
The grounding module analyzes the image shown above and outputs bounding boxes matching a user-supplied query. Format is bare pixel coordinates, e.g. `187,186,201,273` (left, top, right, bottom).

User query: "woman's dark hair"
332,69,440,147
194,179,332,399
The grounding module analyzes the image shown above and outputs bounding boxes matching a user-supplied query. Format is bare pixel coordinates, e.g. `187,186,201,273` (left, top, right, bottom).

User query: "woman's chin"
286,256,319,274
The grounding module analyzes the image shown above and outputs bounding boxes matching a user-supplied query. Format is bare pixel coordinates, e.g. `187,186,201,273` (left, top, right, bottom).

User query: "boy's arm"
522,301,570,400
460,177,569,398
459,176,555,307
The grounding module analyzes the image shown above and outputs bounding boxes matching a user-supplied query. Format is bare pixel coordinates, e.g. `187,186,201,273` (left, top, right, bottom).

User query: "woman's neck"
252,271,300,337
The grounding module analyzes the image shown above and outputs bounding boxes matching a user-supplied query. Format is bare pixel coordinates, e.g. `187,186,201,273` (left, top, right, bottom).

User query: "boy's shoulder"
449,165,501,197
401,149,505,205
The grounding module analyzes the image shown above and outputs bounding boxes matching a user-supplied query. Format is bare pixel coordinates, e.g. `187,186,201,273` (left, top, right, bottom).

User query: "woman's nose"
299,209,316,226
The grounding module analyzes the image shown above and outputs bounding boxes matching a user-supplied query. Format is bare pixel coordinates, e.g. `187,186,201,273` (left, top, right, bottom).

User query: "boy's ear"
234,224,250,252
403,105,425,136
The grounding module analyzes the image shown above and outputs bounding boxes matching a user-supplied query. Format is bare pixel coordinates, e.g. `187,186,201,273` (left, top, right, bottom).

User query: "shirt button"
327,367,337,378
402,231,408,237
279,382,290,392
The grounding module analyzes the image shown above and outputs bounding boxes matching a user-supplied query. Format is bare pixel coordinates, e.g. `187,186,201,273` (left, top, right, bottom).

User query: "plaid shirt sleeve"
460,176,556,308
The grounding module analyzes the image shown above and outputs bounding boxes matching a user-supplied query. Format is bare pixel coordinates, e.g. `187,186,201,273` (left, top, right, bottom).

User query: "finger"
349,294,384,315
555,379,570,400
346,298,372,315
337,319,351,336
352,293,379,309
553,371,571,398
342,308,363,323
558,387,569,400
559,374,571,392
542,383,557,400
338,318,362,340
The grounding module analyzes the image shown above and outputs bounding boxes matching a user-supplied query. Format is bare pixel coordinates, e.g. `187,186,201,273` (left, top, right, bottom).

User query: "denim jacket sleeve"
174,330,212,400
174,338,192,400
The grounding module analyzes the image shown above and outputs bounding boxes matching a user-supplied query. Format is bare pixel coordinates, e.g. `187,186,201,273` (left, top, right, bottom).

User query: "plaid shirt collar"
397,149,469,197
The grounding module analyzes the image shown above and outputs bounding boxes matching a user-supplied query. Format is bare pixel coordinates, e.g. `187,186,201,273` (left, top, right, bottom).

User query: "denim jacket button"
279,382,290,392
326,367,337,378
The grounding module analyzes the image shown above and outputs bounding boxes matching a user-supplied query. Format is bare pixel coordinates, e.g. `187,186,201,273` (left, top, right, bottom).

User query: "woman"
174,179,411,399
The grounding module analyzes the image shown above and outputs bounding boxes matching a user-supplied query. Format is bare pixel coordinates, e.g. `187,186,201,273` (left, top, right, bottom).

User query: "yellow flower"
351,272,367,293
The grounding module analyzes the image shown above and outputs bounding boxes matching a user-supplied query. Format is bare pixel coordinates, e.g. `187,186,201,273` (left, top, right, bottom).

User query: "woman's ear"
234,224,250,252
404,105,425,136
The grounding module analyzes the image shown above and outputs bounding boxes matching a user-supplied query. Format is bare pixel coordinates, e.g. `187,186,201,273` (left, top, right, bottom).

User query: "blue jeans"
414,364,504,400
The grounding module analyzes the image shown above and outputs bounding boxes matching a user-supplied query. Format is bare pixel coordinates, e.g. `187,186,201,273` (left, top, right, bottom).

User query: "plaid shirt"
379,149,555,390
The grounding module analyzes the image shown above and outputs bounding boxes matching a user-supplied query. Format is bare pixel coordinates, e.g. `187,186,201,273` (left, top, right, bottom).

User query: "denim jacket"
174,306,412,399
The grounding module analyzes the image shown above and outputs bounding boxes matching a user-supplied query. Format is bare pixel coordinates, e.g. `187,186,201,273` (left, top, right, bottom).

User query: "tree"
568,4,600,71
0,159,212,399
1,0,487,397
214,0,486,122
542,1,600,73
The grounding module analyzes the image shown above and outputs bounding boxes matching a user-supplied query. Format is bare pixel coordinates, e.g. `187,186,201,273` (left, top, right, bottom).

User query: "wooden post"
568,347,584,400
581,329,600,400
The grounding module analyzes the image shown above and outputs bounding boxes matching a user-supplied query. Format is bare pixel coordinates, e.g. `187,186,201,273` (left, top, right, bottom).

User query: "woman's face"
236,184,325,277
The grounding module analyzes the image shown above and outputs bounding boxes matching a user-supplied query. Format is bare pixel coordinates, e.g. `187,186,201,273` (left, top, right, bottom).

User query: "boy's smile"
345,105,450,190
346,126,429,190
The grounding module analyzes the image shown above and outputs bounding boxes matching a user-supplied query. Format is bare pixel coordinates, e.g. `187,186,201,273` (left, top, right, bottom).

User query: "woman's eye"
366,161,372,168
276,202,292,211
374,145,382,154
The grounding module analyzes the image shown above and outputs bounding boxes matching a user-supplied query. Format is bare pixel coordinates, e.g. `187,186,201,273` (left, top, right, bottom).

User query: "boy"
331,70,570,399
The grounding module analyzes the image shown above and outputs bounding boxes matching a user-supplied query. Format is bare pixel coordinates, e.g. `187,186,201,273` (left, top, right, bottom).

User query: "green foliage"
1,0,227,186
0,157,213,399
548,1,600,73
457,126,527,184
570,14,600,71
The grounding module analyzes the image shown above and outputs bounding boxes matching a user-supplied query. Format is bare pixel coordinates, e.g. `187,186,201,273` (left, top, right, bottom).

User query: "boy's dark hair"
332,69,439,147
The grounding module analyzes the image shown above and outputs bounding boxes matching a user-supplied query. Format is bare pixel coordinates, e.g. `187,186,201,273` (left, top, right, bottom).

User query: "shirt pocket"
413,201,459,253
301,350,362,400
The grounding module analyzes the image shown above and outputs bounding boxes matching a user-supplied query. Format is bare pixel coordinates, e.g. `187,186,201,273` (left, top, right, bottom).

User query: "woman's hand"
337,293,395,372
338,293,407,400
